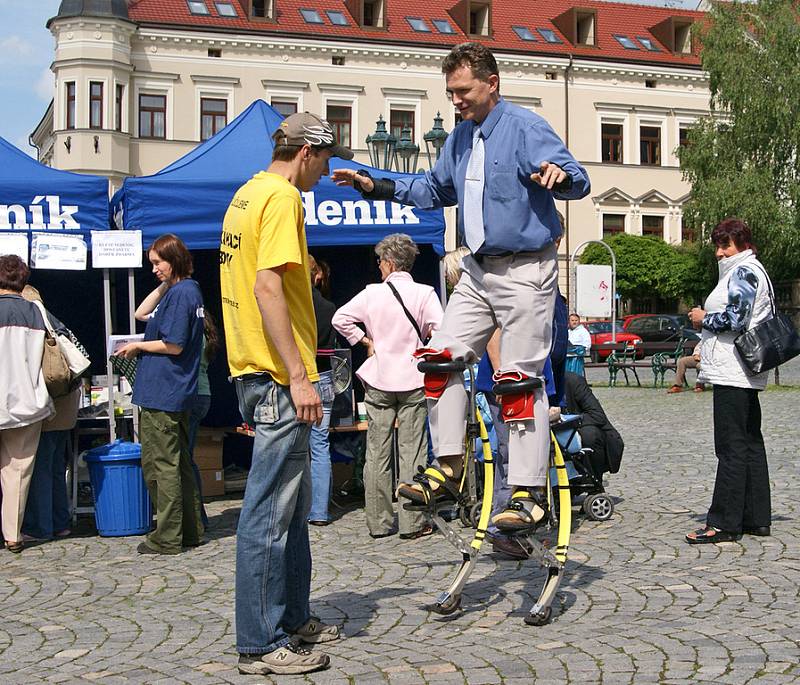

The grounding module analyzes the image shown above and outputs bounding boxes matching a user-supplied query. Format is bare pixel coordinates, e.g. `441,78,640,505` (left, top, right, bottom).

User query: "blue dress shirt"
392,98,590,254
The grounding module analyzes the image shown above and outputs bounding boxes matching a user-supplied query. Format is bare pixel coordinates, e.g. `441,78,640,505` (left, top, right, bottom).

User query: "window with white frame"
139,94,166,139
601,123,623,163
271,100,297,117
389,108,415,141
326,104,352,149
201,98,227,140
639,125,661,166
89,81,104,129
642,215,664,239
602,214,626,238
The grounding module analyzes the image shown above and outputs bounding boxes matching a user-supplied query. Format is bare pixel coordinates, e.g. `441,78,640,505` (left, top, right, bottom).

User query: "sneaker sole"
238,658,330,675
296,631,340,644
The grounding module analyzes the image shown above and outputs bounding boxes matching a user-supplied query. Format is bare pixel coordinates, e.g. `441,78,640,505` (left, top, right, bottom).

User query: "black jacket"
564,372,624,473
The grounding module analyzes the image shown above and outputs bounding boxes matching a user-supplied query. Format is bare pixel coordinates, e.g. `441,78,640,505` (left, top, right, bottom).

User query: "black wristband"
355,169,396,201
552,173,573,193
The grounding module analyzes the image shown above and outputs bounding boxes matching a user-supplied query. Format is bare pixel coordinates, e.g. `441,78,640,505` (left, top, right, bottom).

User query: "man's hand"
115,342,140,359
548,406,562,424
331,168,374,193
530,162,567,190
290,377,323,425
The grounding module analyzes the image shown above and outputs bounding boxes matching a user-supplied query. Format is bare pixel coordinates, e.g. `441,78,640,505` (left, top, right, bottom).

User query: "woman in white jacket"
0,255,53,553
685,218,773,544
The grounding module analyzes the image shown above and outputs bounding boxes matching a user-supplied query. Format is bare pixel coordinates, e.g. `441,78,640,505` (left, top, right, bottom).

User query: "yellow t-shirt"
220,171,318,384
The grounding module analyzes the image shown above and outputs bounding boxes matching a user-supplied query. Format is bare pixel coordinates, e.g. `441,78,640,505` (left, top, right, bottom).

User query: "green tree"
580,233,713,304
678,0,800,280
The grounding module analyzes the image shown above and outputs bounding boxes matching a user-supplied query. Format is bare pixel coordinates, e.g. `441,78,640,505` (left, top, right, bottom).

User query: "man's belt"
234,372,273,382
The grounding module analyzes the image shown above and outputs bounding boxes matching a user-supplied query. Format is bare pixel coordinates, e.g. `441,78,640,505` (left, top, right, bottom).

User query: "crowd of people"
0,38,781,679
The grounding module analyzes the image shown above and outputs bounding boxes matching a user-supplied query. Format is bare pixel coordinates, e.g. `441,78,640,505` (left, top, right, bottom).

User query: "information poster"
30,232,87,270
576,264,613,318
91,230,143,268
0,233,29,263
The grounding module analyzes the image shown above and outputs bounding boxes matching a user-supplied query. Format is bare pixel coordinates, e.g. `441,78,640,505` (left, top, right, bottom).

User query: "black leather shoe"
743,526,771,536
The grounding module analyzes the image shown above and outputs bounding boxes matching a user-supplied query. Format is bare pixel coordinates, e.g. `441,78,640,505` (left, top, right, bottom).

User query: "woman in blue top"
117,234,205,555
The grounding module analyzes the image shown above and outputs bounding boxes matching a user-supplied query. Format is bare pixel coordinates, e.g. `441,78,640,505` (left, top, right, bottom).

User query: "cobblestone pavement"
2,372,799,684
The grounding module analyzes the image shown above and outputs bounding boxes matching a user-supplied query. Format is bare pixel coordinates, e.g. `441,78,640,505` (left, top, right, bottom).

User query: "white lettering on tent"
342,200,374,225
300,192,419,227
0,204,30,230
0,196,81,231
45,196,80,230
317,200,342,226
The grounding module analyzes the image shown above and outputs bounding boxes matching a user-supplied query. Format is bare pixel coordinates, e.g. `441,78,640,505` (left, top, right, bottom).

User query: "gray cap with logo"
272,112,354,160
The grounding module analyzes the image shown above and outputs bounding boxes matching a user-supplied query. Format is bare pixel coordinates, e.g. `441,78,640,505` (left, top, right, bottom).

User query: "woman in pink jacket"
333,234,443,540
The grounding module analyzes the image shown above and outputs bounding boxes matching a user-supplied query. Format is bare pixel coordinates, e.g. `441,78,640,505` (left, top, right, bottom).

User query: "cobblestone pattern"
2,376,799,684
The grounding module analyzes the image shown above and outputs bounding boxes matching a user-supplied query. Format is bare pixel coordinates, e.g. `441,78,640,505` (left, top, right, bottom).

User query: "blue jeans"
188,394,212,528
22,431,71,540
308,371,334,523
234,375,313,655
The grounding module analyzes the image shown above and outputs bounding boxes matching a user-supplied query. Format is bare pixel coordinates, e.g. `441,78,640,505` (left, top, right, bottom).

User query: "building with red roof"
32,0,711,268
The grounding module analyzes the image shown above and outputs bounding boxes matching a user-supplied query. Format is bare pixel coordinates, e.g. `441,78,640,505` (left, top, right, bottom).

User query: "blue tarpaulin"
112,100,446,254
0,136,109,240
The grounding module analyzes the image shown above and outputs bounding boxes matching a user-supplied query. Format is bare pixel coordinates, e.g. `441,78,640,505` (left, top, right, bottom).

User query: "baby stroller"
550,415,615,521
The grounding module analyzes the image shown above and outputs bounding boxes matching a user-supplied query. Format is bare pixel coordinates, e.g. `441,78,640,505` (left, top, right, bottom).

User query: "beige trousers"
363,385,428,536
0,422,43,543
426,246,557,487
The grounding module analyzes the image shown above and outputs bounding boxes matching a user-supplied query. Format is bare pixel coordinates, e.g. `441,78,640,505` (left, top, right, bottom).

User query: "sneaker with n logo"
237,640,330,675
293,617,341,644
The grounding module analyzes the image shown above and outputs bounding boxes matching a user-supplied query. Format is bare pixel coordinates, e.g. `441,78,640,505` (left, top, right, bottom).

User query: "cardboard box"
193,428,224,470
200,468,225,498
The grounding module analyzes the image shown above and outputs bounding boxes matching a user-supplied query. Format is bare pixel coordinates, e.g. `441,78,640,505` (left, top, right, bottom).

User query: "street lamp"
365,115,396,170
423,111,449,167
394,126,420,174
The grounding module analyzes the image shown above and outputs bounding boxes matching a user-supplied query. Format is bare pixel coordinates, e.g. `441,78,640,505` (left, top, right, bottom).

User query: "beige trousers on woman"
0,421,43,543
364,385,428,537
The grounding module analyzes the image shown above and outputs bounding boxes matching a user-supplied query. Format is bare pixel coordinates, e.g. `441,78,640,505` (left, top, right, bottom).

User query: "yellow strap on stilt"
471,409,494,551
550,430,571,564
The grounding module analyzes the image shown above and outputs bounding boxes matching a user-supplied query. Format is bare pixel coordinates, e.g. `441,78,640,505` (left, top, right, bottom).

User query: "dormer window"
575,10,595,46
649,17,695,56
250,0,274,20
344,0,385,28
674,21,692,54
552,8,596,47
469,2,490,36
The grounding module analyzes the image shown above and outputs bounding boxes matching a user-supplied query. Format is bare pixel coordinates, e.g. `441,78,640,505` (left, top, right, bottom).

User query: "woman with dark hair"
685,218,773,544
116,234,206,554
0,255,53,553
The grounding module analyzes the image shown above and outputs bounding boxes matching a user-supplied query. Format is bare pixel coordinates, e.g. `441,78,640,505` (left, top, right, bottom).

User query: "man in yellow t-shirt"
220,112,353,677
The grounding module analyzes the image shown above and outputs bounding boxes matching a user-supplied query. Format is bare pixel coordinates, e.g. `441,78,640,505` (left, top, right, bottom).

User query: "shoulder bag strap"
386,281,425,343
31,300,56,337
744,261,776,317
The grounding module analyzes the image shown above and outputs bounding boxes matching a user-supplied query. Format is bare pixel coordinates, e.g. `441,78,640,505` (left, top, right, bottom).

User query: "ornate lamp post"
394,126,420,173
423,111,449,167
365,115,396,170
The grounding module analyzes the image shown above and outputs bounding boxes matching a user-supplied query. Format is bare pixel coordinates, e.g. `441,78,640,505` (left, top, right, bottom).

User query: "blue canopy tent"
111,99,446,254
0,136,108,239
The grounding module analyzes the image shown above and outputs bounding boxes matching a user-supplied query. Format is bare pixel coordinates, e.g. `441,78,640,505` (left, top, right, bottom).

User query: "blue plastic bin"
84,440,152,536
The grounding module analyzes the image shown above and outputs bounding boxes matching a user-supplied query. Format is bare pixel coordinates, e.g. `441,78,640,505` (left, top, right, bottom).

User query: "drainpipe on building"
564,54,574,305
28,134,41,163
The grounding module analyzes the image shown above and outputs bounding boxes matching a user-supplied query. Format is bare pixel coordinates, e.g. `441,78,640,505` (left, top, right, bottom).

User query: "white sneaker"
293,617,341,644
237,641,330,675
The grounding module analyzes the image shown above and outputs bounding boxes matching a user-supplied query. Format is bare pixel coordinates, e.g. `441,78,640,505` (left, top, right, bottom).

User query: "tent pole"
128,268,139,443
438,259,447,308
103,268,116,442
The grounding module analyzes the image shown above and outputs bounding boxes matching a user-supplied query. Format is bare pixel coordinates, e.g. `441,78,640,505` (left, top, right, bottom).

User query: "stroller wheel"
458,505,473,528
469,502,482,529
583,493,614,521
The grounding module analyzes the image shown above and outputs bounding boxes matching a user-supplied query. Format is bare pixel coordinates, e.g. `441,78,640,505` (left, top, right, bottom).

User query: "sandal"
396,465,461,505
399,524,434,540
5,541,24,554
685,526,742,544
492,490,549,532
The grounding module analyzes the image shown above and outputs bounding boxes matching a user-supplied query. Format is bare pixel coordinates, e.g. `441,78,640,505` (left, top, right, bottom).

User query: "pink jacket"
333,271,443,392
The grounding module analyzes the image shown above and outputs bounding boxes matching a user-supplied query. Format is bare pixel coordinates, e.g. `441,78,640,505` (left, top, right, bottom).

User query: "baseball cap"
272,112,354,160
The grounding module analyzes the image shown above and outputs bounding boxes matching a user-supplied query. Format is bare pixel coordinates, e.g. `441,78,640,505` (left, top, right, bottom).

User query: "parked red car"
585,320,644,362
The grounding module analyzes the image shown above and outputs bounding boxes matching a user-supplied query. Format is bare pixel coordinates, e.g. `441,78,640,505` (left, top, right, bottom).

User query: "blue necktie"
464,126,485,254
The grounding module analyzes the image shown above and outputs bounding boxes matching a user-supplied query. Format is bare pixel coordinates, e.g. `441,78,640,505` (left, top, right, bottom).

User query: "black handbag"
734,265,800,374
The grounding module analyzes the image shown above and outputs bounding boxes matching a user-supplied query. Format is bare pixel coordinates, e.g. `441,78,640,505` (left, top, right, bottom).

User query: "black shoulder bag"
386,281,429,344
734,263,800,374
